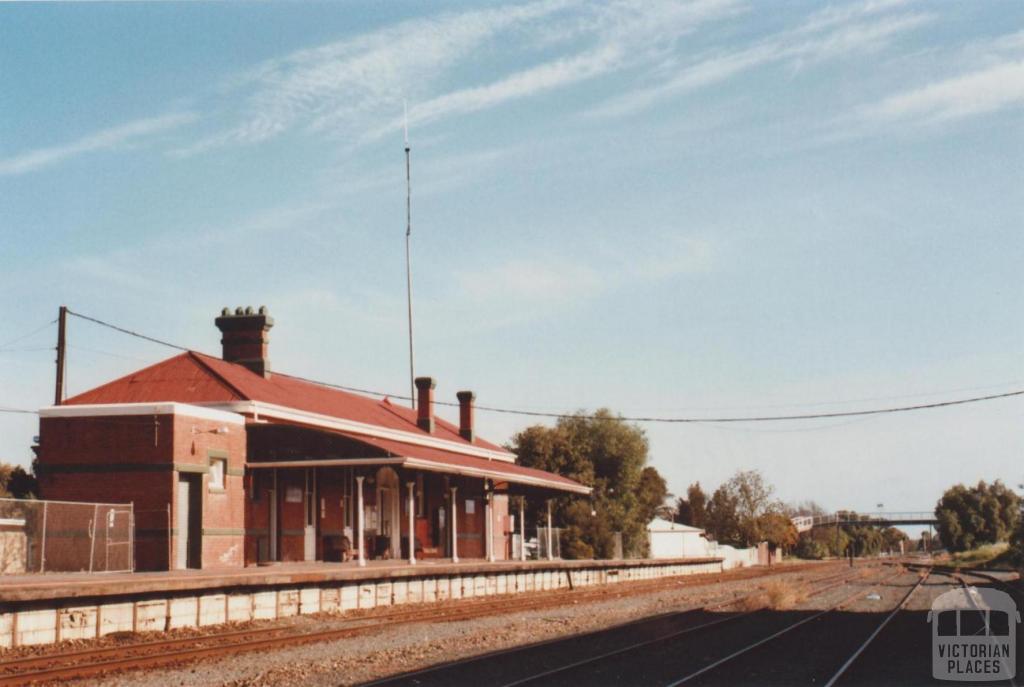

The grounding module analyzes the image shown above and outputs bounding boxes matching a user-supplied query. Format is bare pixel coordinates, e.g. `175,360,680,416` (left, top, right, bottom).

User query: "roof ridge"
187,351,250,401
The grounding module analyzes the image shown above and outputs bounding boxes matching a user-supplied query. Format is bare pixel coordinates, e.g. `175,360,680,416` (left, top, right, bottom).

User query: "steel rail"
949,570,1019,687
495,570,875,687
403,564,882,687
663,566,907,686
821,567,931,687
0,562,845,685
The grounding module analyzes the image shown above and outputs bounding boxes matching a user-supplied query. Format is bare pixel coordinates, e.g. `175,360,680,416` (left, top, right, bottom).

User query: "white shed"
647,518,708,559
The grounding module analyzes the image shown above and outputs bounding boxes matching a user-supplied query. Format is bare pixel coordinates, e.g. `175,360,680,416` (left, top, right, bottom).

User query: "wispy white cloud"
834,28,1024,135
796,0,913,36
0,112,197,176
385,0,742,139
588,3,931,119
366,45,623,141
859,59,1024,125
174,0,578,156
177,0,741,155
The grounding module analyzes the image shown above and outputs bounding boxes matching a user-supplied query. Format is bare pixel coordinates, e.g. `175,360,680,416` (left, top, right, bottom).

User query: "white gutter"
40,403,246,425
403,457,592,495
245,457,591,495
202,400,516,463
247,458,405,469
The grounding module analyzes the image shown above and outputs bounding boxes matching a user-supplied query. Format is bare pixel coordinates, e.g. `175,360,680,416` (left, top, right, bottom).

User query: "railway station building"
35,308,590,571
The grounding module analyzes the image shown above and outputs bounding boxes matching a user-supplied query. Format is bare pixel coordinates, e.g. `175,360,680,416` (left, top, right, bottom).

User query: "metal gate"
0,498,134,574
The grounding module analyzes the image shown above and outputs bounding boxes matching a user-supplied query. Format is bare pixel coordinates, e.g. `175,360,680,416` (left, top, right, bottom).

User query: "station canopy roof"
58,350,591,495
247,426,592,495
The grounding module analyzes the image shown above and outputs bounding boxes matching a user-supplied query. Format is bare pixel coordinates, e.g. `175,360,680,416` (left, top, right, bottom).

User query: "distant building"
647,517,771,568
647,517,709,558
36,308,589,571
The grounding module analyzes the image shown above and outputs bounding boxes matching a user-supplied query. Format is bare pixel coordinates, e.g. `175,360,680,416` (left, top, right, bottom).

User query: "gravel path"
66,564,847,687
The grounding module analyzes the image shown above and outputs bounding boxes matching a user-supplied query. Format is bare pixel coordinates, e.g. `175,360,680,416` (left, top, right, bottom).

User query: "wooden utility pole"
54,305,67,405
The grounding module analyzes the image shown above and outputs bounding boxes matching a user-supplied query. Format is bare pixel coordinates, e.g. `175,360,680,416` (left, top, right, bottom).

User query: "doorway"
175,473,202,569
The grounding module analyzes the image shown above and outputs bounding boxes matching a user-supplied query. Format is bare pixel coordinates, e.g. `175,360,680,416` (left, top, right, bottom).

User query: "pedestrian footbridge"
791,511,937,533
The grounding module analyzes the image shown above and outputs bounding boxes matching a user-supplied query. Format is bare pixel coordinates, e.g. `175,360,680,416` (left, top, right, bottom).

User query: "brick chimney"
415,377,435,433
456,391,475,442
214,306,274,378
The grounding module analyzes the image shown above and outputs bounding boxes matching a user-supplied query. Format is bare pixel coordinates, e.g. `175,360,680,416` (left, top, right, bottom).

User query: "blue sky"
2,0,1022,517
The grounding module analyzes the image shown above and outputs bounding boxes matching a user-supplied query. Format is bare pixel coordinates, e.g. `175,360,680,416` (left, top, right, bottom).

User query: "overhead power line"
468,389,1024,423
0,407,38,415
51,308,1024,424
0,319,57,351
66,309,190,353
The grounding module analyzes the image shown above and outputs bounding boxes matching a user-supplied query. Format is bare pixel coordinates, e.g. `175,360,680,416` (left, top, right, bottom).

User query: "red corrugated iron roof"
64,351,505,453
336,431,589,493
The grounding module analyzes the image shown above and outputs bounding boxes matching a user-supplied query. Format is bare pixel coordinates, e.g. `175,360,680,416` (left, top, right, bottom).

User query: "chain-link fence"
0,498,134,574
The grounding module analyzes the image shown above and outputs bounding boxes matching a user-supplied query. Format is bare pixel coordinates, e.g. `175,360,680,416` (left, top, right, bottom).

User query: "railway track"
368,562,894,686
371,562,1022,687
0,561,847,685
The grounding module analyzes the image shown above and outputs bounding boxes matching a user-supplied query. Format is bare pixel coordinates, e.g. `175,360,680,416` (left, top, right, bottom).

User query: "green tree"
880,526,909,553
935,480,1021,552
705,483,742,545
675,482,708,528
0,462,37,499
705,470,785,547
637,467,671,523
1009,520,1023,568
758,511,799,551
795,528,843,559
511,409,668,559
674,496,692,526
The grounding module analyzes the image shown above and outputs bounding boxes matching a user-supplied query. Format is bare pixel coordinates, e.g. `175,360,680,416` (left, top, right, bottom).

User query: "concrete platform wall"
0,559,722,649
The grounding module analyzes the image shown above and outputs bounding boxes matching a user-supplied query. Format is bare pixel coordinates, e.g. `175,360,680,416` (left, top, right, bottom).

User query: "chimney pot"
415,376,435,433
215,307,274,378
456,390,475,442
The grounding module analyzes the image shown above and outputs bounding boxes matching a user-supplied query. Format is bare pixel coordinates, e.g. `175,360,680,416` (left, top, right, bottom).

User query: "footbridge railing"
791,511,937,533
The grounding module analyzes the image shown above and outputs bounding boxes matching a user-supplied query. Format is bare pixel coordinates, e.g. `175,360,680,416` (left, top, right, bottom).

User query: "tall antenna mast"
404,101,416,410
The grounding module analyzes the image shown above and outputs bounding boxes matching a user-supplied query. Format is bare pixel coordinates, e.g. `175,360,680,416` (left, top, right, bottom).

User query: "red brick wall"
171,414,246,569
37,411,246,571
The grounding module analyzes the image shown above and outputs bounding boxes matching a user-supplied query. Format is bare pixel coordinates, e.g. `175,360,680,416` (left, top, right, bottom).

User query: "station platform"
0,557,725,648
0,557,722,604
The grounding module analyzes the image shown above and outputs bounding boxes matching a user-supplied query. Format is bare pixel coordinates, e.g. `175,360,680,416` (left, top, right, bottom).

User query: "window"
209,458,226,491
